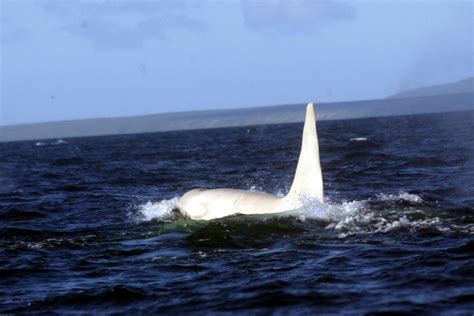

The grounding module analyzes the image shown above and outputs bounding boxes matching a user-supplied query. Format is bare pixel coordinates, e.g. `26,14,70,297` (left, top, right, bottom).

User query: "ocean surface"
1,111,473,314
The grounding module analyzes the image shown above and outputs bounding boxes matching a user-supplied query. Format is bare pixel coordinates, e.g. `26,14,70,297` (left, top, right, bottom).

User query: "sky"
0,0,472,125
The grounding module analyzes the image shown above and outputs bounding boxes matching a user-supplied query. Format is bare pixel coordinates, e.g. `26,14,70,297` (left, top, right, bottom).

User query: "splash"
376,192,423,203
248,185,285,198
132,197,179,222
129,192,471,235
299,198,365,221
324,209,445,236
298,192,451,235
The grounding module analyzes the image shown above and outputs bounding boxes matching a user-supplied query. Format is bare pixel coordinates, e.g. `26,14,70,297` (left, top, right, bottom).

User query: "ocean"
1,111,473,314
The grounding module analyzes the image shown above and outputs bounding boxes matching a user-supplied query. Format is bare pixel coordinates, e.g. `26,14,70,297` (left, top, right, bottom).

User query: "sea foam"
132,197,179,222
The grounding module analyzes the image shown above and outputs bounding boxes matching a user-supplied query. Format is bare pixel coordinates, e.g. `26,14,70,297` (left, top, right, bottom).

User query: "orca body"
177,103,323,220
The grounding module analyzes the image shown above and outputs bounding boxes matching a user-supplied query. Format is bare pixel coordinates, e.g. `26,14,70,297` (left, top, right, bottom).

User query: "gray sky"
1,0,472,125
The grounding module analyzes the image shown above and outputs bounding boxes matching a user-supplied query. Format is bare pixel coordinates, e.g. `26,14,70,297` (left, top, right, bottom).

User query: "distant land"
389,77,473,99
1,77,472,142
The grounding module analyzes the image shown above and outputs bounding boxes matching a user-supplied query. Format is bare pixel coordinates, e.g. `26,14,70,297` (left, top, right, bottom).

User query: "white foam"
376,192,423,203
314,204,443,235
349,137,367,141
296,192,450,235
302,198,365,221
132,197,179,222
248,185,260,192
52,139,68,145
35,139,68,147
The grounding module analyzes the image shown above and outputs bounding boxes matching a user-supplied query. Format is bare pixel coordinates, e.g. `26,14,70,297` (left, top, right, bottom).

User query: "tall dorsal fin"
287,102,323,201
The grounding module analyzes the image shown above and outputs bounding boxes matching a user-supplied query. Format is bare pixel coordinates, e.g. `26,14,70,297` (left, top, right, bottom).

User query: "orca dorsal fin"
287,102,324,202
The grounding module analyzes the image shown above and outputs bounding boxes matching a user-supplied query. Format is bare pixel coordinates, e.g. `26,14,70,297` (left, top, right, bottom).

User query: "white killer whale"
176,102,323,220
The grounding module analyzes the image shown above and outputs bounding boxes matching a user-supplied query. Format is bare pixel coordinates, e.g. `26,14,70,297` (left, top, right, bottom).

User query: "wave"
131,192,471,235
8,285,147,313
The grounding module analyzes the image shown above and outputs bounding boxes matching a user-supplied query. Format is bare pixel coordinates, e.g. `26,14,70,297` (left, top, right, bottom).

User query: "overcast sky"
1,0,472,125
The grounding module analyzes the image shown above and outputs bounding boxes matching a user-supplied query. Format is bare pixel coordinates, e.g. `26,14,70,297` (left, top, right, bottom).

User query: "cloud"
0,3,32,45
39,1,206,49
241,0,356,33
41,1,198,16
63,14,206,49
1,26,31,45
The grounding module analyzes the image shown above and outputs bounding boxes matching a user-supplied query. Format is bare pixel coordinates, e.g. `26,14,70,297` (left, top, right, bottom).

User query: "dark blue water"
1,111,473,314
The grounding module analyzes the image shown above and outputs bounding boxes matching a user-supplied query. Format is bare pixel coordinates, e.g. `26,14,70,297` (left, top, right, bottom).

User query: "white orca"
176,102,323,220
